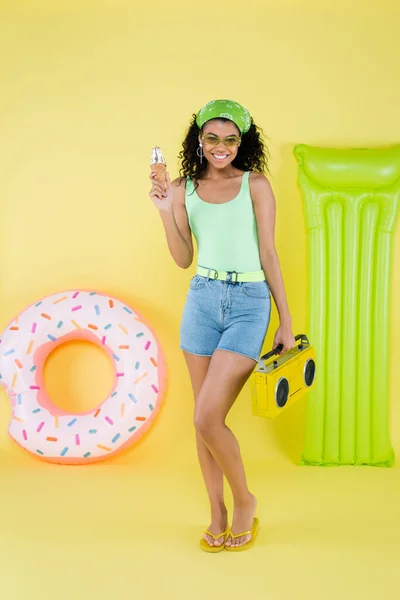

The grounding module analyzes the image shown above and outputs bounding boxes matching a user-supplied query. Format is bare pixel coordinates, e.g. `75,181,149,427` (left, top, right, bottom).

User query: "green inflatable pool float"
293,144,400,467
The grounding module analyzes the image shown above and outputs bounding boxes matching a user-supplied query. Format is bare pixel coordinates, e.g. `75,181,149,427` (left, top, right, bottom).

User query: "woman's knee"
193,409,222,440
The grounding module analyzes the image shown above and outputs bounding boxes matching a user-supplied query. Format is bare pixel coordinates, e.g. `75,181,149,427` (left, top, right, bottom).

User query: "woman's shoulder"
248,171,274,208
171,175,188,188
248,170,272,192
171,175,192,206
248,170,269,183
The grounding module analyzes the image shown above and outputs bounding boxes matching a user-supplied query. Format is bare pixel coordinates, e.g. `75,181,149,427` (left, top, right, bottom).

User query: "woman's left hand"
272,324,296,355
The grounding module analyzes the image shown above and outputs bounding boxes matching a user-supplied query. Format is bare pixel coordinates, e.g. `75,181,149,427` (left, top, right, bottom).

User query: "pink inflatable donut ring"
0,290,167,464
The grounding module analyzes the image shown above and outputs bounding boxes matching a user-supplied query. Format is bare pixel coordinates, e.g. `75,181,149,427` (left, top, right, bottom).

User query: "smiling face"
198,119,241,169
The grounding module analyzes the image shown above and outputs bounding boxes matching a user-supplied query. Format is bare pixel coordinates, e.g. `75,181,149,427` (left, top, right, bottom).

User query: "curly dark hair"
177,114,270,191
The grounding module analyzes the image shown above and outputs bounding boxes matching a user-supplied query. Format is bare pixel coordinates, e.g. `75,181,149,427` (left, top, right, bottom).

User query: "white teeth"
213,154,228,159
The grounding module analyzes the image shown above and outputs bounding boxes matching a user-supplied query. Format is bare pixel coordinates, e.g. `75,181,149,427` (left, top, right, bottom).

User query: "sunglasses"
201,133,241,148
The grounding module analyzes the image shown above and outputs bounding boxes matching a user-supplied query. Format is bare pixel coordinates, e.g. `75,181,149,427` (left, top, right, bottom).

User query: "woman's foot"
203,508,228,548
225,493,257,548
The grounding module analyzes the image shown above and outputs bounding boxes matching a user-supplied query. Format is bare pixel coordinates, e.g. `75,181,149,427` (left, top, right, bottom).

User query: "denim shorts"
180,275,272,362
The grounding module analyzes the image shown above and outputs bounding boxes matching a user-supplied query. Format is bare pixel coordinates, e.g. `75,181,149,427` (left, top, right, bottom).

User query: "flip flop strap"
204,530,228,540
228,528,253,539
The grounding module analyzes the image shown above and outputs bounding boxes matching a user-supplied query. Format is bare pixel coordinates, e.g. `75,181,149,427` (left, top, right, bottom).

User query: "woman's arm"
150,171,194,269
250,172,295,351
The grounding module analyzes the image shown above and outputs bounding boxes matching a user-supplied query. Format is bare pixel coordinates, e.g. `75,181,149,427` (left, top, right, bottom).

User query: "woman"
149,100,295,552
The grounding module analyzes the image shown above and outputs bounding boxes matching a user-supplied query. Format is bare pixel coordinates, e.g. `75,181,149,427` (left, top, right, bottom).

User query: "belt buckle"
226,270,238,284
206,268,219,280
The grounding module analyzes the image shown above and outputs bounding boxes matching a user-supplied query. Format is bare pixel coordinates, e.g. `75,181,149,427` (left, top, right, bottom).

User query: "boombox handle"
260,334,310,362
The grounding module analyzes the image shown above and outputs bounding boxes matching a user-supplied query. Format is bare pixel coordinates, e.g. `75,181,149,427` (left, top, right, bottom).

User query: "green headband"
196,99,252,135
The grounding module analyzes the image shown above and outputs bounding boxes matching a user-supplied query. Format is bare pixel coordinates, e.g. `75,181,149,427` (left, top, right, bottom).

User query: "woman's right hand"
149,171,173,212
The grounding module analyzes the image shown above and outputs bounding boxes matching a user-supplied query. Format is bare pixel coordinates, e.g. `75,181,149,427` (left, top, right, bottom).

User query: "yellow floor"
1,434,399,600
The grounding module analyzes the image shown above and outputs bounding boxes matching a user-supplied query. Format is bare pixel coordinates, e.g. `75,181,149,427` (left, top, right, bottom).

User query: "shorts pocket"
242,281,270,299
189,275,207,291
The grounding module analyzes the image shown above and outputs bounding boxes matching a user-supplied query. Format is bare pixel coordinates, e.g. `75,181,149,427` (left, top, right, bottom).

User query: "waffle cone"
151,163,166,189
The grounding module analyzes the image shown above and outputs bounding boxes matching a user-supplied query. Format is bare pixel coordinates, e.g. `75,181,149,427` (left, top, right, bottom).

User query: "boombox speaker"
251,334,316,419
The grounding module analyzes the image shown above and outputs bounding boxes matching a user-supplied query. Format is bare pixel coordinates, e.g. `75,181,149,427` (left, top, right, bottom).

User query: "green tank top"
185,171,262,272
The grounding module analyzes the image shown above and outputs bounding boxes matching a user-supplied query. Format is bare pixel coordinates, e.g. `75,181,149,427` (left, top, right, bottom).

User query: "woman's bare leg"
193,350,258,548
183,351,227,547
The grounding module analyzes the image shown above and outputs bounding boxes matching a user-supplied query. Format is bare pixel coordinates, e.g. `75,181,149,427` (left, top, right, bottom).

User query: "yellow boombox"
251,334,316,419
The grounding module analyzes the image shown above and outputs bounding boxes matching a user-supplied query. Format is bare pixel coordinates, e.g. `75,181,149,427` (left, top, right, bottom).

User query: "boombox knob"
273,360,278,369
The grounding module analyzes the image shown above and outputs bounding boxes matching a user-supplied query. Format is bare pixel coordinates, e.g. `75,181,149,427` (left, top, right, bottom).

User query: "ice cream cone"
150,146,167,190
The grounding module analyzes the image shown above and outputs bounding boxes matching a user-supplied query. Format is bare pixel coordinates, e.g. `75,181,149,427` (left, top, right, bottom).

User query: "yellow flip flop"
224,518,259,552
199,529,228,553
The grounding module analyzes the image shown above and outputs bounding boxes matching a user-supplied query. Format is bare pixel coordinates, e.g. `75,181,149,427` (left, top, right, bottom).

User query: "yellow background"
0,1,399,599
